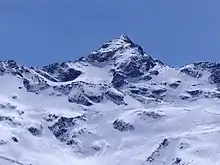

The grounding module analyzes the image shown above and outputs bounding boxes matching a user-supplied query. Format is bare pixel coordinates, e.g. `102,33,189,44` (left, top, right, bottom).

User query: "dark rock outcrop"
180,68,202,78
142,75,152,81
85,94,104,103
112,72,127,88
180,95,190,101
181,62,220,86
138,111,165,120
43,114,59,122
113,119,134,132
0,115,21,126
23,78,49,93
68,94,93,106
129,87,148,95
150,70,159,76
187,90,203,97
87,50,118,63
11,136,19,143
119,57,145,77
118,55,156,78
28,126,43,136
169,81,181,89
172,158,182,165
53,84,73,95
209,69,220,85
146,138,169,162
152,88,167,96
48,115,86,145
42,63,82,82
105,90,125,105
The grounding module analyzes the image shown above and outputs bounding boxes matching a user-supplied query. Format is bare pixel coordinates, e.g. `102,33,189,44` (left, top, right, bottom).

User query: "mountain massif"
0,35,220,165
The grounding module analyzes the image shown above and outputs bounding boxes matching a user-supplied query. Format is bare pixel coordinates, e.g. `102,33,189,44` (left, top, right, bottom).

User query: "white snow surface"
0,35,220,165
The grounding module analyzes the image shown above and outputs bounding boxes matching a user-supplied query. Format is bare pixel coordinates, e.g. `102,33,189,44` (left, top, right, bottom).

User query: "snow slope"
1,35,220,165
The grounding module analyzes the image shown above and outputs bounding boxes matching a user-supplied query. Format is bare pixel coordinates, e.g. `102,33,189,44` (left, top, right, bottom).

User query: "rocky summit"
0,35,220,165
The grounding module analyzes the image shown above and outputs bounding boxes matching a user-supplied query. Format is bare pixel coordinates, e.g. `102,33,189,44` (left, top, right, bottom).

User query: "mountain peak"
91,34,135,54
86,34,147,64
117,34,133,43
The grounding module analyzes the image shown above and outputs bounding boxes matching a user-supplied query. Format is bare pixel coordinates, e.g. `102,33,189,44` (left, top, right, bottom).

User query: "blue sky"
0,0,220,67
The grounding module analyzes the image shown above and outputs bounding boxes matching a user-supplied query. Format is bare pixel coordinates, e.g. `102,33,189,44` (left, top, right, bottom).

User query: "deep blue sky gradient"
0,0,220,66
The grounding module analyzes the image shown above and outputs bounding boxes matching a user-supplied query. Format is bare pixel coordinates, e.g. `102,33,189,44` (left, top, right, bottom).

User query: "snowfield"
1,35,220,165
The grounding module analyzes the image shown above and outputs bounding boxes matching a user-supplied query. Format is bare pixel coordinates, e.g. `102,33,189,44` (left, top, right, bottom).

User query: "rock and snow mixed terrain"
1,35,220,165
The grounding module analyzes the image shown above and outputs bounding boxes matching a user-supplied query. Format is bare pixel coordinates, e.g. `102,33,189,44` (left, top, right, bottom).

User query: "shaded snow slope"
1,35,220,165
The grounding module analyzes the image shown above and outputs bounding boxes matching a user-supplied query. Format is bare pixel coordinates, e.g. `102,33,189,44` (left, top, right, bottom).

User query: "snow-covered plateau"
1,35,220,165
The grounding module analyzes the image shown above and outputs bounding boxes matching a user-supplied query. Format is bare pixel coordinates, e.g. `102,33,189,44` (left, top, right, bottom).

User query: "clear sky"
0,0,220,67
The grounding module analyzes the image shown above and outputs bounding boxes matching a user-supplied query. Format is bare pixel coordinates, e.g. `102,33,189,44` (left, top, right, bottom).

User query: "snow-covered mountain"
1,35,220,165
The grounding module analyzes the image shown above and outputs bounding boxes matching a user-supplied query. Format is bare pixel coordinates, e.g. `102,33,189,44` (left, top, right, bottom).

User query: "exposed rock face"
53,84,73,95
129,87,148,95
86,35,137,64
28,126,43,136
187,90,203,97
112,72,127,88
146,138,189,164
105,90,125,105
0,115,21,126
180,95,190,101
68,93,93,106
41,63,82,82
49,116,79,142
152,88,167,95
113,119,134,132
48,115,96,153
180,67,203,78
87,49,118,63
23,78,49,92
118,55,155,77
169,81,181,89
150,70,159,76
0,60,22,76
181,62,220,86
138,111,165,120
210,69,220,85
146,139,170,162
11,137,19,143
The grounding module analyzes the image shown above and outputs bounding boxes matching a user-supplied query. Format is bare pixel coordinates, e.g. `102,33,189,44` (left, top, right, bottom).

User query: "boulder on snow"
169,81,181,89
152,88,167,96
113,119,134,132
187,90,203,97
11,137,19,143
138,111,165,120
28,126,43,136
